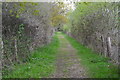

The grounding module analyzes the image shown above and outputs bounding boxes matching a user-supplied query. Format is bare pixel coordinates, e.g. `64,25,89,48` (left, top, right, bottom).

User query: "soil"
50,34,87,78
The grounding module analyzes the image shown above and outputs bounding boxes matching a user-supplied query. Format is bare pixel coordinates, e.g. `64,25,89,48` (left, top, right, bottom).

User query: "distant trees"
50,2,68,31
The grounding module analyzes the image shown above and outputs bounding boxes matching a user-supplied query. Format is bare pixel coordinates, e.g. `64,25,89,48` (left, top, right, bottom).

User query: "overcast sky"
63,1,76,10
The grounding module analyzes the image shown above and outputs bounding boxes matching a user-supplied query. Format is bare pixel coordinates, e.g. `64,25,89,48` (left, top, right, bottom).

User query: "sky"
63,0,76,10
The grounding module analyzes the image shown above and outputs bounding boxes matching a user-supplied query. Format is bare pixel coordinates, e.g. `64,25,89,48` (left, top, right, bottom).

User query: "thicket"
63,2,119,62
2,2,66,76
3,33,59,78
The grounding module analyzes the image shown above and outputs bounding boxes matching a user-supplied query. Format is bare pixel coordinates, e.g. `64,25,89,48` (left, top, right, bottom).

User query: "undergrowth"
3,33,59,78
63,33,119,78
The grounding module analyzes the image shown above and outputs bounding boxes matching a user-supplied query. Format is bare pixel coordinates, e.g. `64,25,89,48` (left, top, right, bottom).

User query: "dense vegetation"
2,2,66,76
62,2,119,63
1,1,119,78
3,33,59,78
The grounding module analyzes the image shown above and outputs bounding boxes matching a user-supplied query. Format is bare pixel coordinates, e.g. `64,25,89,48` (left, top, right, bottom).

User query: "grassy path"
3,32,118,78
63,33,118,78
51,32,87,78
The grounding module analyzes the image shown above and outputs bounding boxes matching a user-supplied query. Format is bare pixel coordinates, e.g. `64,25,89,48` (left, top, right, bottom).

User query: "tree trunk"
107,37,112,57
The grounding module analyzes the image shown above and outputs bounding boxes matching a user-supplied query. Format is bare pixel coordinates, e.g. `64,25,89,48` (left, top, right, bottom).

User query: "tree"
50,2,68,28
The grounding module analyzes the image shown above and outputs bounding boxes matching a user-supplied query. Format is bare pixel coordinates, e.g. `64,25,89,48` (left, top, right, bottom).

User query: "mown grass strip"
3,33,59,78
63,33,118,78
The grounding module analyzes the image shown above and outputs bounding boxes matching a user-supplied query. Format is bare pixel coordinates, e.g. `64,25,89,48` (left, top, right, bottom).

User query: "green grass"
63,33,119,78
3,33,59,78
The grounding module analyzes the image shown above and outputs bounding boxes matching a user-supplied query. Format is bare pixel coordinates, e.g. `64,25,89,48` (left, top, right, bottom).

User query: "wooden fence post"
107,37,112,57
14,39,18,62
